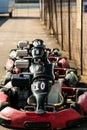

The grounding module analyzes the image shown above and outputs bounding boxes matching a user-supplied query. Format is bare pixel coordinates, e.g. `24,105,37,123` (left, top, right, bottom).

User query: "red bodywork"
0,106,82,129
54,66,67,78
48,55,59,63
4,58,21,74
5,59,14,71
62,83,77,96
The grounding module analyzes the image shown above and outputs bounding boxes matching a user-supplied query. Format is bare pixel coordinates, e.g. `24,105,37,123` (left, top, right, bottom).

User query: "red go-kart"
0,63,87,130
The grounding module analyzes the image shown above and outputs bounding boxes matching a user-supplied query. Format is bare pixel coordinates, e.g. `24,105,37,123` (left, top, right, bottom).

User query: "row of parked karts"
0,39,87,129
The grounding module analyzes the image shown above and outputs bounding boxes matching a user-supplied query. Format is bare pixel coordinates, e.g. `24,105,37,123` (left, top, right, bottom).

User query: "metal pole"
39,0,42,19
60,0,63,50
81,0,83,75
68,0,71,60
54,0,58,41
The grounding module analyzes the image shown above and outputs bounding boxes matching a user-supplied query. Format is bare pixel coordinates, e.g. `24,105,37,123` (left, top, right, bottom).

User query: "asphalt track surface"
0,8,87,130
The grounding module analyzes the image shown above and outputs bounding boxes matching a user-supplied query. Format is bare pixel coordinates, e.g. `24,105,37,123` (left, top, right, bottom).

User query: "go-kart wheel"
70,103,81,113
76,89,87,100
52,48,59,51
0,102,9,110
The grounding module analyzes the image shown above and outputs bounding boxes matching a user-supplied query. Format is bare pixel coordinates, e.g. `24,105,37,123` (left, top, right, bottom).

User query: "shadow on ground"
0,16,9,26
12,16,40,19
0,15,40,26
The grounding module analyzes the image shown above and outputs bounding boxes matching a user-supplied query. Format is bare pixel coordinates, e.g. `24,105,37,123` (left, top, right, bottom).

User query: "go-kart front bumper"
0,106,85,129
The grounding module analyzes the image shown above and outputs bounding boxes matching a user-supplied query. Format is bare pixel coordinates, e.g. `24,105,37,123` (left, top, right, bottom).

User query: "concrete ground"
0,8,87,130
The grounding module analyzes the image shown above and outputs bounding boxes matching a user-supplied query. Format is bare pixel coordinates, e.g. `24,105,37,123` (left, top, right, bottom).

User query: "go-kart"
3,48,69,85
0,62,87,130
3,59,69,87
4,42,68,72
4,40,69,83
47,48,70,68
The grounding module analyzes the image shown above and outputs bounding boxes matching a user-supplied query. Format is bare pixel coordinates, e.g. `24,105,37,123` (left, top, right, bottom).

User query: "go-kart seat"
47,79,64,106
28,79,64,108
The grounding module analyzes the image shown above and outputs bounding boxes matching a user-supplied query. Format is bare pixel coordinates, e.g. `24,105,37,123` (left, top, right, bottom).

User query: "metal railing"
12,1,40,17
40,0,87,75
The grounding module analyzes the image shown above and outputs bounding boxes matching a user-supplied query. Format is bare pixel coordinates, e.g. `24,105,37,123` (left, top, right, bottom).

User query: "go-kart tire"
0,102,9,110
76,89,87,100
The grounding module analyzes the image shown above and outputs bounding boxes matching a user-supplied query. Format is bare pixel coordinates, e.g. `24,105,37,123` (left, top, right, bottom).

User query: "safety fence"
40,0,87,75
12,1,40,17
15,0,39,3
